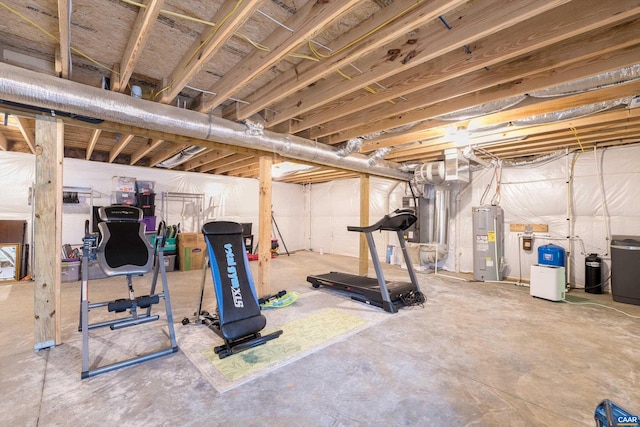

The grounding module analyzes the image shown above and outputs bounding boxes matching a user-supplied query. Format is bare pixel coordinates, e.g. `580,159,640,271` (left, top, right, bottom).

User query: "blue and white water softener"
538,244,565,267
472,206,504,281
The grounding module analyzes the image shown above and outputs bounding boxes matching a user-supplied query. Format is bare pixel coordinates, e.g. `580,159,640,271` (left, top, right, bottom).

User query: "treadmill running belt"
314,272,379,288
307,271,417,302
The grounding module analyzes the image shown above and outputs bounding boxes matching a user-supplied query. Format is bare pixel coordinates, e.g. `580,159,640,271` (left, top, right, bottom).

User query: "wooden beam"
115,0,165,93
180,148,233,171
148,142,190,167
0,131,7,151
388,112,640,162
235,0,467,121
510,224,549,233
276,168,354,181
308,15,640,139
3,47,56,74
472,80,640,129
85,129,101,160
361,54,640,154
235,167,261,179
57,0,71,79
159,0,265,104
196,0,361,112
359,175,370,276
33,115,63,349
257,156,273,298
223,161,262,177
209,155,256,175
195,152,242,173
109,133,135,162
265,0,569,128
15,117,36,154
2,104,281,162
130,138,164,165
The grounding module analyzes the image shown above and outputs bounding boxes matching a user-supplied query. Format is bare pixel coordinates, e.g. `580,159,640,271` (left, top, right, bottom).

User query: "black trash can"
610,235,640,305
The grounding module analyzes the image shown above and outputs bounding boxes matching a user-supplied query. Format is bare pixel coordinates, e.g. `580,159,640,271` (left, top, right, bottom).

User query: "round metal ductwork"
0,63,411,182
414,161,445,184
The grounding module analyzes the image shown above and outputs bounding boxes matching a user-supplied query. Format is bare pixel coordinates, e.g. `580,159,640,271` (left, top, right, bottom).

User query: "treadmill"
307,209,424,313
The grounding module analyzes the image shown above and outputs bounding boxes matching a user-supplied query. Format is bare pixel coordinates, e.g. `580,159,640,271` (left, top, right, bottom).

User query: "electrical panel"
472,206,504,281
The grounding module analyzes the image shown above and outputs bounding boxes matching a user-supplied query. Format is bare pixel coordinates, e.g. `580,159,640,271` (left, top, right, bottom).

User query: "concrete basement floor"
1,250,639,426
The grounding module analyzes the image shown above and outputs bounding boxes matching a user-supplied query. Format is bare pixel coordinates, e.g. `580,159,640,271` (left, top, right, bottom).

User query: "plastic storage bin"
114,191,135,205
135,180,155,193
136,192,155,207
112,176,136,192
141,216,156,232
165,237,176,253
148,236,176,253
610,235,640,305
538,244,565,267
61,258,80,282
163,254,176,272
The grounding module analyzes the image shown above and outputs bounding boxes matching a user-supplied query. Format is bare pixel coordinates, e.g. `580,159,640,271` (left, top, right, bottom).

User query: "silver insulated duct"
418,184,450,265
0,63,410,181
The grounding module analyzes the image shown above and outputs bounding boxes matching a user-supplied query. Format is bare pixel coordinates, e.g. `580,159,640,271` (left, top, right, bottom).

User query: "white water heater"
472,206,504,281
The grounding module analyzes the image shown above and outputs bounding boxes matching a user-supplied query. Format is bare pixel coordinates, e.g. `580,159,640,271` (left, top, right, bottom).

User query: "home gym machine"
306,209,425,313
182,221,282,358
79,205,178,379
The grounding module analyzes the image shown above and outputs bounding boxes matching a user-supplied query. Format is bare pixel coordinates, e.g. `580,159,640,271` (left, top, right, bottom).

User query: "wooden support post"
359,174,370,276
0,131,7,151
34,115,63,350
257,156,273,298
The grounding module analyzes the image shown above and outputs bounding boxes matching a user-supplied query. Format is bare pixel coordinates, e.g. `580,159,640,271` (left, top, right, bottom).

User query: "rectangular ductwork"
444,148,470,183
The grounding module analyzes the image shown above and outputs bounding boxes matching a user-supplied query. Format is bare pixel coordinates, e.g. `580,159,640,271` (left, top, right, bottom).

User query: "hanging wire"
154,0,243,101
119,0,217,27
570,127,585,152
0,1,119,74
308,0,426,59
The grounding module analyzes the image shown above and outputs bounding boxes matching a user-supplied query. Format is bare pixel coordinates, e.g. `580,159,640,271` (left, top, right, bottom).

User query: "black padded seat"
96,205,153,276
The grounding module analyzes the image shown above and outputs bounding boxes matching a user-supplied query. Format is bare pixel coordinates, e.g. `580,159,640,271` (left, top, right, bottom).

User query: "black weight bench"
188,221,281,358
79,205,178,379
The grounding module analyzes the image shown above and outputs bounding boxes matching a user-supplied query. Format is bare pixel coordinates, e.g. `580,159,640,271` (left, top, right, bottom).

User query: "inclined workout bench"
185,221,282,358
79,205,178,379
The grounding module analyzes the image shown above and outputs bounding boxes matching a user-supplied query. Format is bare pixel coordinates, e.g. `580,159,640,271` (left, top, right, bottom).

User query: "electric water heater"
472,206,504,281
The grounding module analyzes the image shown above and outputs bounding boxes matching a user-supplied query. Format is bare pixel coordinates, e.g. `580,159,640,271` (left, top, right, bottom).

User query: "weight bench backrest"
96,205,154,276
202,221,265,340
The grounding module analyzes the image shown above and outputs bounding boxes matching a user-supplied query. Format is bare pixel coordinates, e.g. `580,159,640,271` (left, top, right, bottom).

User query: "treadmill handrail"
347,209,417,233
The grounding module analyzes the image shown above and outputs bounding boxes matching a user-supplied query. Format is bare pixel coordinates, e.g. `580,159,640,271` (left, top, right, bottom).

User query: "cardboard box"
178,246,205,270
178,233,206,270
177,232,205,247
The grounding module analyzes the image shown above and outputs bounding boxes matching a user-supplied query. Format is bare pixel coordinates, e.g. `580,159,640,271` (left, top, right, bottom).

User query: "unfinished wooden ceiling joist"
0,0,639,184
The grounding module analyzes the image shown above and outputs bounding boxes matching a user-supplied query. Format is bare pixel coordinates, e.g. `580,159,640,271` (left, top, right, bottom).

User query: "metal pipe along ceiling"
0,63,411,181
